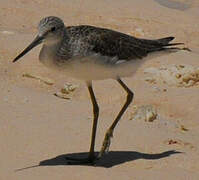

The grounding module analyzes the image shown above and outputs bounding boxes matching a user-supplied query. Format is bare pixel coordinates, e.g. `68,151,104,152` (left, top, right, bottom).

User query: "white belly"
39,45,144,81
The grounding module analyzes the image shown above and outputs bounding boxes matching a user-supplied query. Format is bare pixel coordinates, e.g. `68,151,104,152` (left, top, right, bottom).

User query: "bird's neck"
55,29,71,59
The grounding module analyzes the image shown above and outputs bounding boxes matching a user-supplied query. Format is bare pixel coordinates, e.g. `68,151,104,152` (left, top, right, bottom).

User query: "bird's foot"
98,129,113,159
65,155,98,165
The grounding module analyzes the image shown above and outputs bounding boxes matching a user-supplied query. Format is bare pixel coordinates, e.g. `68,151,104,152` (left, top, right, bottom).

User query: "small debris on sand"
54,83,78,99
61,83,78,94
130,105,157,122
54,92,71,100
144,64,199,87
22,73,54,85
167,139,179,145
180,125,189,132
164,139,195,150
131,27,145,37
0,30,14,35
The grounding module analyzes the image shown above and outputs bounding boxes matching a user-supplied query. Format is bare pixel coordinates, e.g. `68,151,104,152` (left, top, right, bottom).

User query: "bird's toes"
98,129,113,158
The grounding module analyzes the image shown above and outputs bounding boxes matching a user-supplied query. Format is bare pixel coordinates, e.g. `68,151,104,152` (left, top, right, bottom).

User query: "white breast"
39,45,144,81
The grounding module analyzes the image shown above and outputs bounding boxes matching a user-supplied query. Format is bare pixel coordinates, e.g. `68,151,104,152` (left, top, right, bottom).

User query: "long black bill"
13,35,44,63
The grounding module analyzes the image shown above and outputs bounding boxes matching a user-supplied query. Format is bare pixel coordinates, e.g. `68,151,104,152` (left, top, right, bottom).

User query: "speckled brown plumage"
58,25,182,63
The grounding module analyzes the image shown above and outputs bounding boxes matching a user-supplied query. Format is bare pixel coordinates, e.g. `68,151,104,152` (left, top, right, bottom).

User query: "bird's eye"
51,27,56,32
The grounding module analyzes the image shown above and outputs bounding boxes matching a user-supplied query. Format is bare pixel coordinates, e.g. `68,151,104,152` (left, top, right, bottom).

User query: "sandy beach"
1,0,199,179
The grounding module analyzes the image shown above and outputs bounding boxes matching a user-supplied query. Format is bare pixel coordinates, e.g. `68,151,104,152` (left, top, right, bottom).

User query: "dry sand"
1,0,199,179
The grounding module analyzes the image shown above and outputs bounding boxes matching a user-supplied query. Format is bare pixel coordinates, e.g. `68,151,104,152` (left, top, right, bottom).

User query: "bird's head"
13,16,65,62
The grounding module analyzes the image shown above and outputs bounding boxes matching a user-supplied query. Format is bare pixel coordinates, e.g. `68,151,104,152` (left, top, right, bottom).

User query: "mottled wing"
85,27,181,64
89,30,148,61
64,26,182,64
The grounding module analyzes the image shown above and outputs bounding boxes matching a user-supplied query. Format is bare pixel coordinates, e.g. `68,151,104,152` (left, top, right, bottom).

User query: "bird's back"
59,25,182,64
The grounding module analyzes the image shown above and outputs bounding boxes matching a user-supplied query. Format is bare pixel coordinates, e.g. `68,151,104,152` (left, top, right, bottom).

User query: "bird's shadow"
16,150,181,171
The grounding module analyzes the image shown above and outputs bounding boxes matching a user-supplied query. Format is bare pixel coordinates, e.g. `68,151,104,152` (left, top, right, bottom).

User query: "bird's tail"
156,36,184,46
144,36,190,52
